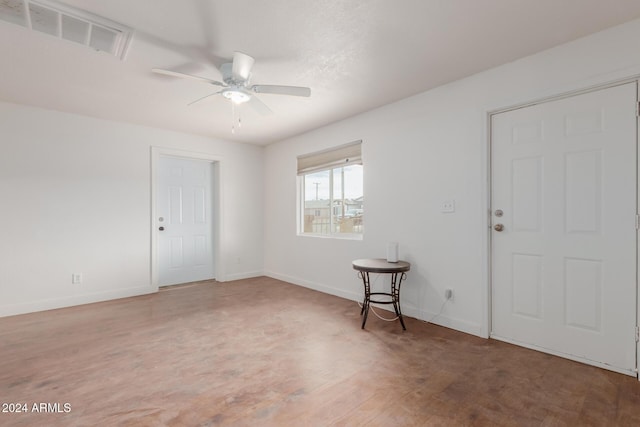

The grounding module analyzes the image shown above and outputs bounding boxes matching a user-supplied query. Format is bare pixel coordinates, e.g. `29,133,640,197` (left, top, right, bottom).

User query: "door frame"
484,78,640,377
150,147,224,290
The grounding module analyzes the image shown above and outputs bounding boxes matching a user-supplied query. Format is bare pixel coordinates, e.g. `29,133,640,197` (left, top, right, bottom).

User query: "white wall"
0,102,264,317
264,19,640,337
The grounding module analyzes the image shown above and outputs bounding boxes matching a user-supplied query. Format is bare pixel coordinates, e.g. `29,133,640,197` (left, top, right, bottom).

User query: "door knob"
494,224,504,232
159,226,165,231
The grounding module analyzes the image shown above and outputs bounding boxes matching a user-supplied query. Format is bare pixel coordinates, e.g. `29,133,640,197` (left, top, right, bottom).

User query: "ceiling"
2,0,640,145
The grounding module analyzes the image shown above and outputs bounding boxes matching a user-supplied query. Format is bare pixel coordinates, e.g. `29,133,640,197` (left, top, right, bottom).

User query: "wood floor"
2,277,640,426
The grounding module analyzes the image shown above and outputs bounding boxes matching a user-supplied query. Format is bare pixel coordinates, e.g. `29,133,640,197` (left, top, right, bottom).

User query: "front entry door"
491,82,637,375
157,156,215,286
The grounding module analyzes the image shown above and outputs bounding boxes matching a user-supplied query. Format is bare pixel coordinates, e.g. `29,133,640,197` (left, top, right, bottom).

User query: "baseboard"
0,286,156,318
2,271,484,339
264,270,483,338
264,271,362,302
1,269,264,318
404,305,484,337
223,271,264,282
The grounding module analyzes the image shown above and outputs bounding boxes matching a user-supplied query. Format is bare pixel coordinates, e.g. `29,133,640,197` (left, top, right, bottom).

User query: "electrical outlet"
441,200,455,213
445,288,453,300
72,273,82,284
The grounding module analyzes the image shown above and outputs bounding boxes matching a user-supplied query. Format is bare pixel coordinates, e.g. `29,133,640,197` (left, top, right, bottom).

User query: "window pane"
301,164,363,236
303,170,330,234
332,168,343,233
336,164,363,234
332,168,343,200
344,164,363,199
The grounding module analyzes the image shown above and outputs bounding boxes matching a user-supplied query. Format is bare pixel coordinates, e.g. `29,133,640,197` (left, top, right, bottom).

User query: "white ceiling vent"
0,0,133,60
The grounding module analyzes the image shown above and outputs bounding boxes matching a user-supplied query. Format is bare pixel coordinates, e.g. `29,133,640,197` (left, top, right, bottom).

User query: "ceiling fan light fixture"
222,88,250,104
153,51,309,118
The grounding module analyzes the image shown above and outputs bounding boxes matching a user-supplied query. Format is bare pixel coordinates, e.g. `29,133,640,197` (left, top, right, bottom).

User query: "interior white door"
157,156,214,286
491,82,637,375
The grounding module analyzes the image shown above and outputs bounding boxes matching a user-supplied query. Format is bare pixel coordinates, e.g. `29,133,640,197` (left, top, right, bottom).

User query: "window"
298,141,363,237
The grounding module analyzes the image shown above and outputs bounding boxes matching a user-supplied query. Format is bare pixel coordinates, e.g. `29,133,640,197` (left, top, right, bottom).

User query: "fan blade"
250,85,311,97
188,91,222,106
152,68,225,87
231,51,255,82
247,95,273,116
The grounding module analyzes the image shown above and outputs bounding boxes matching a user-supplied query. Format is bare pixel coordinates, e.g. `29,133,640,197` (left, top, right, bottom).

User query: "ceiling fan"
152,51,311,116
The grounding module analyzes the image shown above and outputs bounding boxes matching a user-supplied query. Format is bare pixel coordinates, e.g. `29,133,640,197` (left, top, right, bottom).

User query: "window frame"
296,141,365,240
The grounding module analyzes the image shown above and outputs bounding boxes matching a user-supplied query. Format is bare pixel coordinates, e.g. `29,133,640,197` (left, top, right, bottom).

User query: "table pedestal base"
359,270,407,330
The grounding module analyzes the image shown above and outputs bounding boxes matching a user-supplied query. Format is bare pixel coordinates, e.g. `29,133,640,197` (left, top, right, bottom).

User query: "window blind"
297,140,362,175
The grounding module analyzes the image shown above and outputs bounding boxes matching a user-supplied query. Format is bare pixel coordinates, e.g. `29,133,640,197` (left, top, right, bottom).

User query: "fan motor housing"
220,62,248,86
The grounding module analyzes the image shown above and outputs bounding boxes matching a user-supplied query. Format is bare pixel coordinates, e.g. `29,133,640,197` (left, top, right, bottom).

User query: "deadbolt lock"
494,209,503,217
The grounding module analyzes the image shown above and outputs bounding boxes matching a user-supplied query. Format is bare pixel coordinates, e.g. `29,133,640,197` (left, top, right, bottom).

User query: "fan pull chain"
230,103,242,134
231,103,236,134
